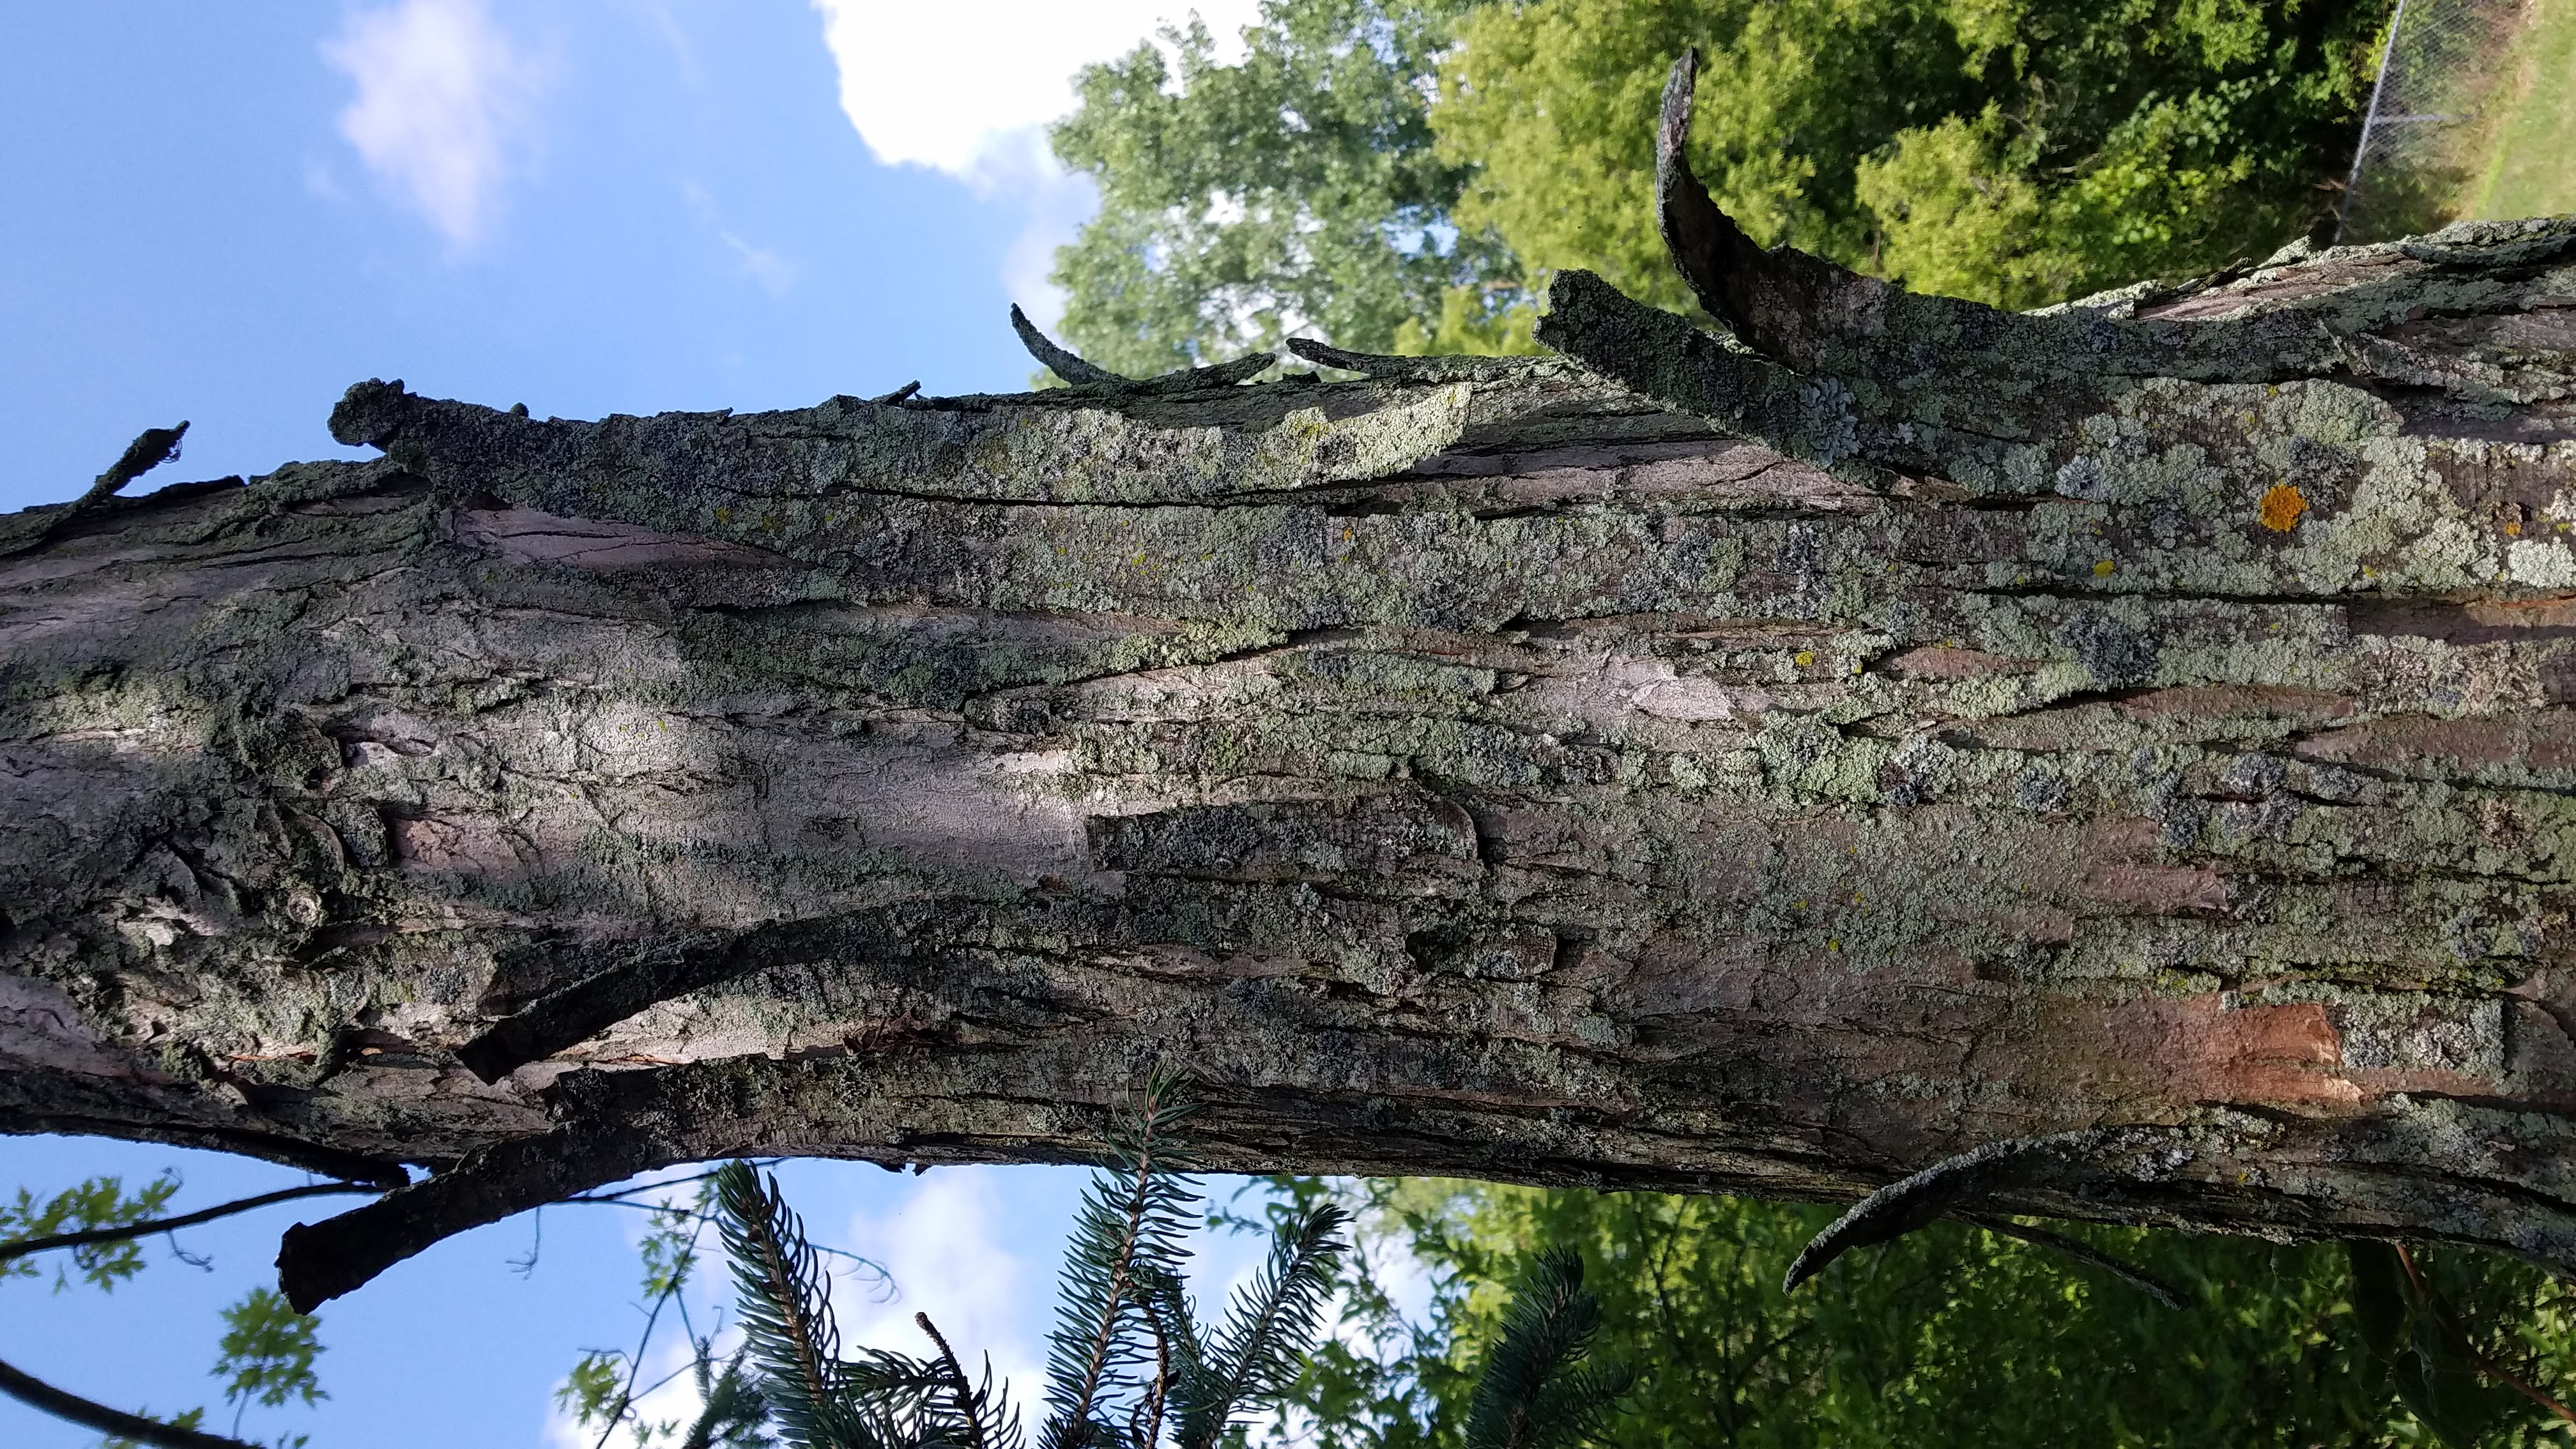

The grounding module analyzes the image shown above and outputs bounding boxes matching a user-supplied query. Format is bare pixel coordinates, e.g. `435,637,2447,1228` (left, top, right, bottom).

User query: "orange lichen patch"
2257,483,2309,532
2112,995,2359,1106
2472,594,2576,627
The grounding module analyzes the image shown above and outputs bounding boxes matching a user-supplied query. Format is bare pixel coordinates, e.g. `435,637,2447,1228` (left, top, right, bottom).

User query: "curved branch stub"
1010,303,1126,388
0,420,190,558
1284,336,1545,383
1652,48,1744,332
328,377,414,449
1653,50,1914,371
275,1123,659,1310
1130,348,1277,393
1535,268,1866,471
1782,1130,2184,1293
1010,303,1278,394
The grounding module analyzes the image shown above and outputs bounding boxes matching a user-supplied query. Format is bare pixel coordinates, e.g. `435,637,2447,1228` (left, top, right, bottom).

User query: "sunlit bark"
6,198,2576,1308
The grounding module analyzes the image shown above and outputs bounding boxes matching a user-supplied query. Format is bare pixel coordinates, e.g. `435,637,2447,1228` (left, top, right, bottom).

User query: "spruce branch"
1133,1266,1195,1449
915,1312,1022,1449
1172,1203,1349,1449
1041,1070,1204,1449
715,1162,871,1449
679,1352,769,1449
1463,1250,1635,1449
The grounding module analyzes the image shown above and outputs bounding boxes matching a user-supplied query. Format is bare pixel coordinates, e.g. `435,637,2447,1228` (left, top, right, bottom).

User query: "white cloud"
720,231,798,296
809,0,1268,325
682,178,800,297
838,1169,1049,1400
323,0,549,249
809,0,1265,182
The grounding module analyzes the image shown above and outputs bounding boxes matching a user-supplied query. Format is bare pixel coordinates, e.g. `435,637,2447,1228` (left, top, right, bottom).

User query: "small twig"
1784,1132,2113,1293
1137,1294,1174,1449
0,1180,379,1268
0,1353,260,1449
509,1205,544,1278
593,1208,705,1449
554,1196,889,1277
555,1163,749,1204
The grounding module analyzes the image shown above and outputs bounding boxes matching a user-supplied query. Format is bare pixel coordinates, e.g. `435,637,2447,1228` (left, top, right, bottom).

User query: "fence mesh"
2337,0,2556,242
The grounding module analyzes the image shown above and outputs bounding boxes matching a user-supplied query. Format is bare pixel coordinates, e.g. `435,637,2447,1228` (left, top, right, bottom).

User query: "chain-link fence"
2337,0,2560,242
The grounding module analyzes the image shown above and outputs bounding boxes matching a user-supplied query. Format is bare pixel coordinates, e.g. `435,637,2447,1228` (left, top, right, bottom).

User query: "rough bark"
5,120,2576,1307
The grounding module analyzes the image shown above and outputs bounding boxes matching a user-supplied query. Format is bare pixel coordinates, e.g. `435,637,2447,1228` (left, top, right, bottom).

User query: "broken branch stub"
1009,303,1278,394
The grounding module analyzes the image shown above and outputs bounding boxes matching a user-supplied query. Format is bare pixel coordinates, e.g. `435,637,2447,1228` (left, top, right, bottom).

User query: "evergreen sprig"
715,1162,889,1449
715,1161,1031,1449
1169,1201,1349,1449
912,1311,1023,1449
678,1350,770,1449
1462,1248,1634,1449
1040,1070,1206,1449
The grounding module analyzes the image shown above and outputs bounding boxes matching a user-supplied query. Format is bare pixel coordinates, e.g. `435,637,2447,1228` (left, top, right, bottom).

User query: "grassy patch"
2467,0,2576,218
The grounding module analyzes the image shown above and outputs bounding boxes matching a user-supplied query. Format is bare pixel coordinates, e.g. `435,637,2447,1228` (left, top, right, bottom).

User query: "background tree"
1051,0,2391,363
1,1174,333,1448
1048,0,1506,376
1272,1178,2576,1447
1437,0,2388,310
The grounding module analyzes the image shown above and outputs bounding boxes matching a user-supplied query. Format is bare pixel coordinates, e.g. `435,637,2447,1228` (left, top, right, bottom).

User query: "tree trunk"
6,206,2576,1310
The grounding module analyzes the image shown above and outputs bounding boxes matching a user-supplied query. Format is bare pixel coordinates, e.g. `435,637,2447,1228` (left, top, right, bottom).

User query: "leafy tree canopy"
1047,0,1507,376
1050,0,2389,369
1266,1179,2576,1448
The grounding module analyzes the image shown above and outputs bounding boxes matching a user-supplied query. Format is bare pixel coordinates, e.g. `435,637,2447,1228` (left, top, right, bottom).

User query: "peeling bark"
6,151,2576,1309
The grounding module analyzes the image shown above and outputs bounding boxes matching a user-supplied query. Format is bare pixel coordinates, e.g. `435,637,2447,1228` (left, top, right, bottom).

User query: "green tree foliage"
1268,1179,2576,1448
556,1177,775,1449
211,1289,325,1440
2,1172,334,1449
2,1172,180,1294
96,1407,213,1449
1436,0,2388,310
1048,0,1510,376
1049,0,2389,362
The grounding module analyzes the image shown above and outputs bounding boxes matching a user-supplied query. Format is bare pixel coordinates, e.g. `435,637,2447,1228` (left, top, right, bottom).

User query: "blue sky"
0,0,1264,512
0,3,1319,1445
